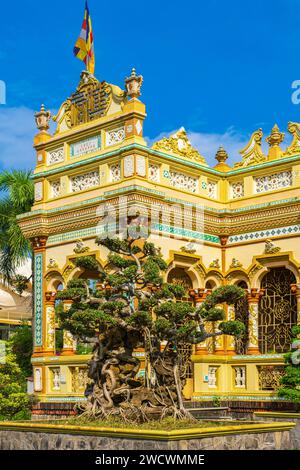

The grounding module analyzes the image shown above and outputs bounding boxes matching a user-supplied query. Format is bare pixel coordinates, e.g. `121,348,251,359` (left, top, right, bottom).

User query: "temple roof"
34,70,300,172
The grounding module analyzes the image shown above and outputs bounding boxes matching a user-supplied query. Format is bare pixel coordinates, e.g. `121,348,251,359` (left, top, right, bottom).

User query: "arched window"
167,267,193,290
205,280,216,290
258,267,297,353
54,281,64,307
234,281,249,354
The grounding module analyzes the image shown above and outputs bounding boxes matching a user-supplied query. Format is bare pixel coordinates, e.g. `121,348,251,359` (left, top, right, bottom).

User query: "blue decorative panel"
34,253,43,347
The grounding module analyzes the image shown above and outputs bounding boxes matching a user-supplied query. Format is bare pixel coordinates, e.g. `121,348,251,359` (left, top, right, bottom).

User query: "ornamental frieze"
18,190,300,242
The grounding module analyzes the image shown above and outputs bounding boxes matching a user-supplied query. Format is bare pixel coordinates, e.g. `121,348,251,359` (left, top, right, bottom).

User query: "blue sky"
0,0,300,169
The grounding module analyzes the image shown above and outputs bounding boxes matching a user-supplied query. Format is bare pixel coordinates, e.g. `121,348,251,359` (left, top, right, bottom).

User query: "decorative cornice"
18,189,300,222
18,187,300,242
31,142,300,180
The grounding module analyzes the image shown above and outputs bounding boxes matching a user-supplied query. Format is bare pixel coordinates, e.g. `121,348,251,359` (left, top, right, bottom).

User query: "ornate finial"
264,239,281,254
215,146,228,164
180,242,197,254
284,122,300,155
35,104,51,132
152,128,207,165
230,258,243,268
266,124,284,147
78,69,94,87
209,258,221,269
73,239,90,254
234,128,266,168
125,68,143,99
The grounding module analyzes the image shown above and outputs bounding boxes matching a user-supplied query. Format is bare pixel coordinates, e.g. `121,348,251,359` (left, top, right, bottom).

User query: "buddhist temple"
18,68,300,407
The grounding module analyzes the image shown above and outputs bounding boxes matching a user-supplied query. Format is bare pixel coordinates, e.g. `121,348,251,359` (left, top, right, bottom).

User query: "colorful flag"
73,1,95,75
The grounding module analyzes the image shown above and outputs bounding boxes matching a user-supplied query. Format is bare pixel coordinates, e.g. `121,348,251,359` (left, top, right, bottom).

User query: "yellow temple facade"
18,69,300,406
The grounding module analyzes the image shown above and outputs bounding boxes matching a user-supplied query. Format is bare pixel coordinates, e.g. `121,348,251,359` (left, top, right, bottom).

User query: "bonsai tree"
57,229,245,422
149,284,245,417
278,325,300,404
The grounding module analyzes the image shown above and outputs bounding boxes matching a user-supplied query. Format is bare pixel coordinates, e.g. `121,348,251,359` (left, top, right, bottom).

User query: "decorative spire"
125,68,143,99
34,104,51,132
234,128,266,168
266,124,284,148
215,146,228,164
152,128,207,165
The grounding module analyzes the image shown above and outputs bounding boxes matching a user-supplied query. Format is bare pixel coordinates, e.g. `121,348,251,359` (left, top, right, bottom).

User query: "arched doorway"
234,281,249,355
258,267,297,353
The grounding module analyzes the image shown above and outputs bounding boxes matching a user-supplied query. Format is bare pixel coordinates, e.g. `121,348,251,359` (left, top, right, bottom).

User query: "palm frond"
0,169,34,283
0,170,34,212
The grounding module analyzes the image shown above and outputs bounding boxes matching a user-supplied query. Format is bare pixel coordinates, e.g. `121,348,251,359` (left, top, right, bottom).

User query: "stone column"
212,235,229,356
190,289,212,355
44,291,56,356
225,304,236,355
247,288,264,355
61,300,76,356
31,236,48,356
220,235,228,273
214,324,226,355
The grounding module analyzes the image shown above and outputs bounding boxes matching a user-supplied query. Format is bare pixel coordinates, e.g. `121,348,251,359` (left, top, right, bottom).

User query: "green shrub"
0,346,30,420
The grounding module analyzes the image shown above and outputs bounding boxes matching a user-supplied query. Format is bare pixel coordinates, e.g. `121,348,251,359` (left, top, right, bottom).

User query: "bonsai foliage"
278,325,300,403
12,274,31,296
0,344,31,420
8,322,33,377
57,232,245,421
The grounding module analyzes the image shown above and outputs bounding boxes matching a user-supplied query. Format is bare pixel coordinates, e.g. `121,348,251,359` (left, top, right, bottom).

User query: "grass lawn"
45,416,230,430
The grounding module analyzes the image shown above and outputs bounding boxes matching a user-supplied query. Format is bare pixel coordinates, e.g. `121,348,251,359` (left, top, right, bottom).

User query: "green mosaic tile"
34,253,43,347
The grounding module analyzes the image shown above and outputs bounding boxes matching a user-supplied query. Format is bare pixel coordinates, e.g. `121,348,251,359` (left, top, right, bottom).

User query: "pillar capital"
45,291,56,304
220,235,229,247
247,288,265,303
291,284,300,296
189,288,212,303
31,236,48,251
62,299,74,307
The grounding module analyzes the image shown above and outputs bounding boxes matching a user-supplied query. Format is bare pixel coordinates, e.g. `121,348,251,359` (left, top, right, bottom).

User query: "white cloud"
0,106,57,171
0,107,36,170
187,128,249,166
